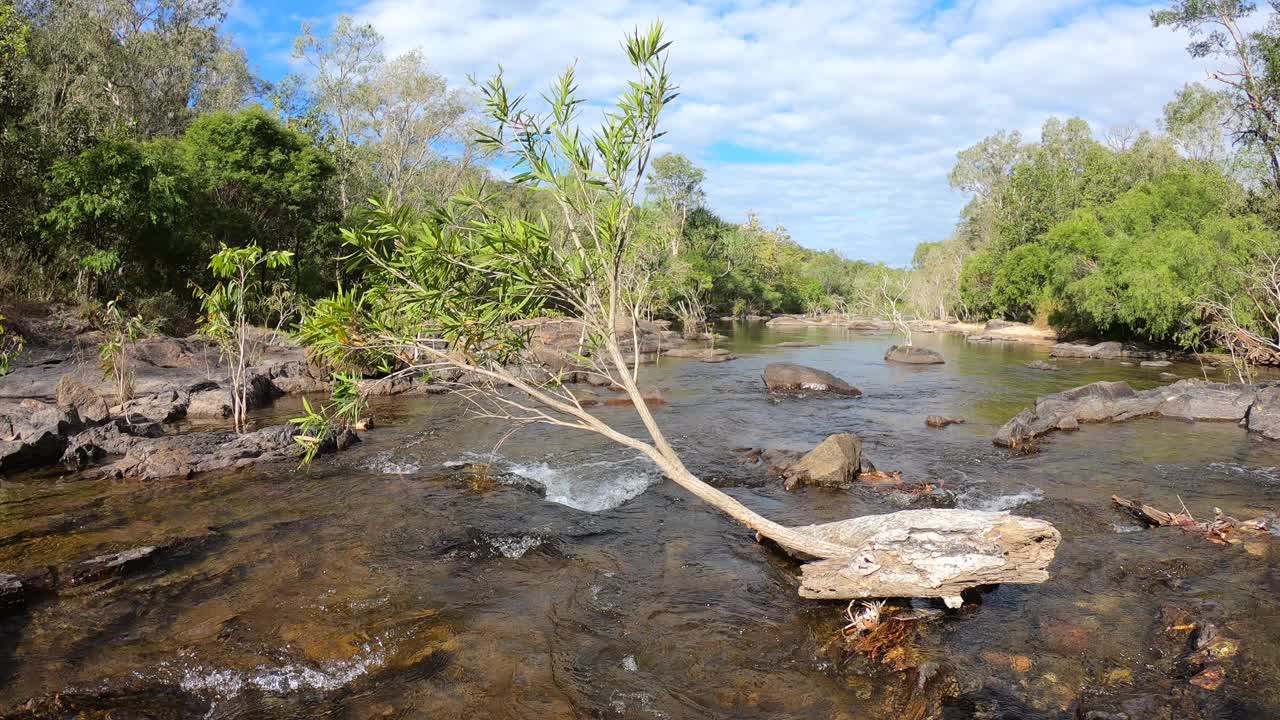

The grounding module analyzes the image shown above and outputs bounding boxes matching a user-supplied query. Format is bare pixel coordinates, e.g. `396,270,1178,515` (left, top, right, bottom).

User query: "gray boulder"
885,345,945,365
99,424,358,480
762,363,861,397
783,433,862,490
1026,360,1058,371
0,399,83,472
1050,341,1168,361
56,374,109,424
995,379,1275,448
1248,386,1280,440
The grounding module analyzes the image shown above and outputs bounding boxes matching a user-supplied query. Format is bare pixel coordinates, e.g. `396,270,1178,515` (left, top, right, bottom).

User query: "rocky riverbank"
0,312,733,478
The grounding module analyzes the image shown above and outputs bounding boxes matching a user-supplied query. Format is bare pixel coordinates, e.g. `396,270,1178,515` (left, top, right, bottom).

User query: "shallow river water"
3,325,1280,719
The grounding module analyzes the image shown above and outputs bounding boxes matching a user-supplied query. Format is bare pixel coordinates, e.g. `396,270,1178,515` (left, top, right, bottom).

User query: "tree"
193,244,293,434
1153,0,1280,190
1163,82,1232,163
360,49,474,208
19,0,251,142
646,152,705,256
181,107,336,294
292,15,383,212
299,23,859,560
41,136,192,298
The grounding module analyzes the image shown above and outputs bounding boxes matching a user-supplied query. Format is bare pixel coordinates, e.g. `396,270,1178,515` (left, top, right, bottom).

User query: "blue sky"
226,0,1213,265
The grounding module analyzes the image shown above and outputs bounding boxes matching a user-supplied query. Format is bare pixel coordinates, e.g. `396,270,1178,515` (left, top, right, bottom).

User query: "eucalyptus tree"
293,15,383,211
19,0,250,142
1153,0,1280,191
646,151,706,256
298,23,857,560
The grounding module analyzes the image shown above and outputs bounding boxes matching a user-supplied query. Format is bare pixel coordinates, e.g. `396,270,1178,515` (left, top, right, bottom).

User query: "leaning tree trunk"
604,337,1062,605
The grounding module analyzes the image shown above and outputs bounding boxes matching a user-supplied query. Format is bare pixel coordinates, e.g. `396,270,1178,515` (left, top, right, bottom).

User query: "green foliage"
194,243,293,433
98,298,148,400
182,107,337,293
290,371,364,465
42,136,192,297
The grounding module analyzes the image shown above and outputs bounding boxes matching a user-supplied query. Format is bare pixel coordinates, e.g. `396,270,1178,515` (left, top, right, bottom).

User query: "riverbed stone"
996,379,1276,447
762,363,862,397
885,344,945,364
56,374,109,424
1249,387,1280,440
1027,360,1058,371
926,415,964,428
98,424,352,480
783,433,862,490
0,400,83,472
1050,341,1168,361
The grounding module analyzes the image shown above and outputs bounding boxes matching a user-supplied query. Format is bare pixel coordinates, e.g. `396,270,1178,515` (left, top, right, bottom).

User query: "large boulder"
1156,382,1256,421
783,433,862,490
1050,341,1168,361
884,344,944,365
0,399,83,472
1248,386,1280,440
56,374,109,424
995,379,1274,448
98,424,356,480
762,363,861,397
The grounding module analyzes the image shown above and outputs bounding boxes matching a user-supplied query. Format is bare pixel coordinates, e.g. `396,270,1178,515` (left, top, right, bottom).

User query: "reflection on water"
2,324,1280,718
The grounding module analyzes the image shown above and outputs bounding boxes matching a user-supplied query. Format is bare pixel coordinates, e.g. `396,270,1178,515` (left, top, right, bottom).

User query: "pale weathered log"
792,509,1060,608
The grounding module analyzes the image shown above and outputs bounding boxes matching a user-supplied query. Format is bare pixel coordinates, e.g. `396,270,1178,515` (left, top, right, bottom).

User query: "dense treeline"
909,0,1280,369
0,0,885,329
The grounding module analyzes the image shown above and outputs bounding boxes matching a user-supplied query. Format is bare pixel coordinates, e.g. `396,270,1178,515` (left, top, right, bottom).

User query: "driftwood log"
792,509,1061,608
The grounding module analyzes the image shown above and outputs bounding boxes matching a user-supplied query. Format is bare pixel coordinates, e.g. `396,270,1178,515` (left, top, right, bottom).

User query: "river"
2,324,1279,718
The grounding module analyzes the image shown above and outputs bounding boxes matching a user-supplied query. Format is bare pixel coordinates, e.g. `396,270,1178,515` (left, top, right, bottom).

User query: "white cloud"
347,0,1214,264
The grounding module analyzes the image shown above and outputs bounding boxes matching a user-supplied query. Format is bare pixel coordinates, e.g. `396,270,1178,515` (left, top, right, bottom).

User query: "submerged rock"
1026,360,1058,371
925,415,964,428
884,345,945,365
762,363,862,397
783,433,862,490
995,379,1278,448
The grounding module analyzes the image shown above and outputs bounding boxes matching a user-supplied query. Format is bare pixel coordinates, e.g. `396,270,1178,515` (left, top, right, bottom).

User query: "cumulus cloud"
346,0,1213,264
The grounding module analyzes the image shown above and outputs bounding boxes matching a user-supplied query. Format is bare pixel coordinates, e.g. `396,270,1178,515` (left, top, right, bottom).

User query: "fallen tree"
296,24,1060,602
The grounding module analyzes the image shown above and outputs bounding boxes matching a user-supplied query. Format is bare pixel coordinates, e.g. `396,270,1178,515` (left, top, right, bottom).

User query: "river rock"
1050,341,1168,361
1140,360,1173,368
782,433,862,490
926,415,964,428
0,399,83,472
664,347,735,362
99,424,356,480
762,363,862,397
995,379,1276,447
1249,386,1280,440
61,418,165,469
56,374,109,424
774,341,818,348
0,573,25,610
117,388,192,424
885,344,945,365
1026,360,1058,371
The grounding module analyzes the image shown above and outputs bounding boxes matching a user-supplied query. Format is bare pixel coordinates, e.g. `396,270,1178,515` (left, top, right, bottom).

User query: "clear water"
2,324,1279,718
